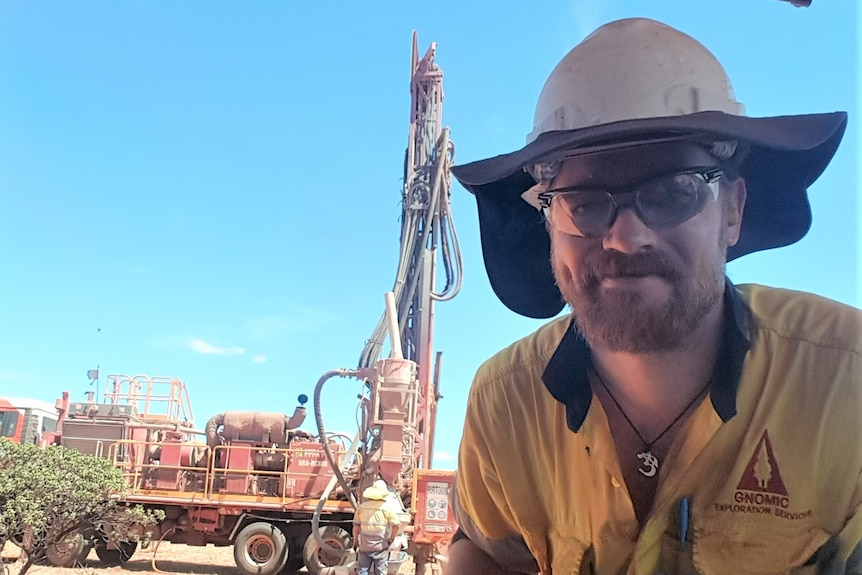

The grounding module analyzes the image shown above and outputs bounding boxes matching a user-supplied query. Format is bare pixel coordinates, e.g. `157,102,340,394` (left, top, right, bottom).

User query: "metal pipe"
385,292,403,360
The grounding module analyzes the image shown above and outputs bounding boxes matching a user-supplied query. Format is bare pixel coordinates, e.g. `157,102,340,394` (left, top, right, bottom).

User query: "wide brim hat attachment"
451,18,847,319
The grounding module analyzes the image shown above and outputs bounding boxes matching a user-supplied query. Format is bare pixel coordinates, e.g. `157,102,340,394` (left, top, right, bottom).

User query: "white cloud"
252,354,267,364
187,339,245,356
434,450,455,462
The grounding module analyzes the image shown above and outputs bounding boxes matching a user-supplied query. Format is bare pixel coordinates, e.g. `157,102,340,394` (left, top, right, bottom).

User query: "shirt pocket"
689,513,831,575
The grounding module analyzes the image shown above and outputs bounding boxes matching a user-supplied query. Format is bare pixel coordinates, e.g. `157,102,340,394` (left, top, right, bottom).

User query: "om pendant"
637,450,659,477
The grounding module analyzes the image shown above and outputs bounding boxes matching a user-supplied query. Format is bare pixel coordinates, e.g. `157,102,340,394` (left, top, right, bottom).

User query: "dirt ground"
1,543,422,575
2,542,237,575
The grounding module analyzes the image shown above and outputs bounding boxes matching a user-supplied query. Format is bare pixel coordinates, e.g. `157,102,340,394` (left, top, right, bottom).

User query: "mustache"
579,251,681,285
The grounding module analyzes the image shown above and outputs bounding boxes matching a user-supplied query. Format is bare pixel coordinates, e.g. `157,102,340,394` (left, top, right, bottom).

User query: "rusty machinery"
46,34,458,575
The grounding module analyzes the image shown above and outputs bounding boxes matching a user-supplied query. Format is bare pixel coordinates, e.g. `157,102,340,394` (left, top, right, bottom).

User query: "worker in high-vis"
446,17,858,575
353,479,402,575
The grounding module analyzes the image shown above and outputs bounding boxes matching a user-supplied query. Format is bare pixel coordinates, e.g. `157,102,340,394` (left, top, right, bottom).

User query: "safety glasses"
537,167,724,238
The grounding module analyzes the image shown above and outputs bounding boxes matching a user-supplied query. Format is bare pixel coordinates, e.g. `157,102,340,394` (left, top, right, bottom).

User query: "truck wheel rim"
318,538,343,566
246,535,274,564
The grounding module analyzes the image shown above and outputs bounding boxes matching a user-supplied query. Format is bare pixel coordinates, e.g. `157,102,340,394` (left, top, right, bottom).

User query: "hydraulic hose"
313,369,362,510
310,429,363,556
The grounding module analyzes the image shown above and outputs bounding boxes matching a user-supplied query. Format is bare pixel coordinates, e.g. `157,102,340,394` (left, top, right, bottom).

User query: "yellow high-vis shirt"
354,498,400,552
454,282,862,574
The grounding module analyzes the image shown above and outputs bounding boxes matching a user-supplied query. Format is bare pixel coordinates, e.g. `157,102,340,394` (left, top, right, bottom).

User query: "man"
446,18,859,575
353,479,401,575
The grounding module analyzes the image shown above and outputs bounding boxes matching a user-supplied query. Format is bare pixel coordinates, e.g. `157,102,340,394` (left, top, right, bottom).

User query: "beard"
553,244,726,353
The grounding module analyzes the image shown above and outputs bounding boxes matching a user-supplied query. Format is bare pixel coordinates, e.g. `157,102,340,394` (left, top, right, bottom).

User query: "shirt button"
611,477,621,488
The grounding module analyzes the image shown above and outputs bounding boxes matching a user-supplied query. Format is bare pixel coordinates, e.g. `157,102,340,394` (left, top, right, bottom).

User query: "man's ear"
724,178,747,247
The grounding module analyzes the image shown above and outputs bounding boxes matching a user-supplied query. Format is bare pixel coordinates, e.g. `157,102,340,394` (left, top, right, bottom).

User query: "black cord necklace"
592,367,711,478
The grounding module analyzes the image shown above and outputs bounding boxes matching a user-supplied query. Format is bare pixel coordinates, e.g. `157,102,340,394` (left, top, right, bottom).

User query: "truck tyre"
234,522,288,575
95,540,137,566
302,526,352,575
46,532,87,567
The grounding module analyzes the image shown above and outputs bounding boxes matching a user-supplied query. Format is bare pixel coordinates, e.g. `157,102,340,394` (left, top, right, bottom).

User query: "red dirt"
2,542,423,575
4,542,246,575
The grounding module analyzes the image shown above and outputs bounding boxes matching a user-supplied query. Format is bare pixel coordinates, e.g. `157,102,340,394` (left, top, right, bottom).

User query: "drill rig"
44,33,459,575
307,30,461,574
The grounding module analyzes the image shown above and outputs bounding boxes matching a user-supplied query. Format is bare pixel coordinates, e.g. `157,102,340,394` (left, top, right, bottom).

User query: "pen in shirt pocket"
679,496,690,551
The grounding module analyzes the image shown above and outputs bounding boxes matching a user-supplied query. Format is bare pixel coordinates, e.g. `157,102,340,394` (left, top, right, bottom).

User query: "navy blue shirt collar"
542,277,751,432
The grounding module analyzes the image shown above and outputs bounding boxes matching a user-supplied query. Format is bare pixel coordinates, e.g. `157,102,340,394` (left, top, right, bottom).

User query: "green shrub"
0,438,162,575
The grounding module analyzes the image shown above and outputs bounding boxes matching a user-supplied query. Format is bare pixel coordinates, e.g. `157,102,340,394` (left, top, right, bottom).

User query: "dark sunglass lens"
637,174,707,227
555,192,614,235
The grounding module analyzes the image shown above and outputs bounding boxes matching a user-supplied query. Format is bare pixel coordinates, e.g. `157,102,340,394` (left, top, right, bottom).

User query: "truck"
41,32,459,575
0,395,65,446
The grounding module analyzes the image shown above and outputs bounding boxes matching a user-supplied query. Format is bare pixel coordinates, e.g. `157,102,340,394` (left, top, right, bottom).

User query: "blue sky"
0,1,857,470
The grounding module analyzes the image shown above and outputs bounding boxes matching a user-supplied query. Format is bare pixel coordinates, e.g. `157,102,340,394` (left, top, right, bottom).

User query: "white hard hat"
362,479,390,501
527,19,744,144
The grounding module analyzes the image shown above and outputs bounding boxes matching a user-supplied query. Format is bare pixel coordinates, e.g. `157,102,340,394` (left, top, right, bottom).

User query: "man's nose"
601,206,656,254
